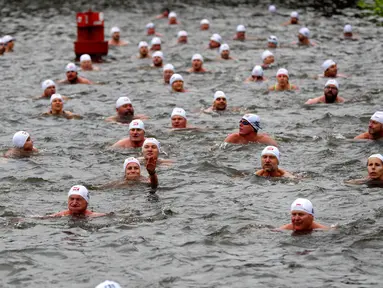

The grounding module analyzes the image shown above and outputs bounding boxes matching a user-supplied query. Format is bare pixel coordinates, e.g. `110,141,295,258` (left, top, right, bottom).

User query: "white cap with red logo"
261,146,280,163
129,119,145,131
68,185,90,203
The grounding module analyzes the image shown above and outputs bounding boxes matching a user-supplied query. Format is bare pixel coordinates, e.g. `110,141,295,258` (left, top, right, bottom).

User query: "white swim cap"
262,50,274,61
12,131,30,148
371,111,383,124
252,65,264,77
42,79,56,90
171,107,187,119
95,280,122,288
268,35,278,44
325,79,339,89
168,11,177,19
151,37,161,45
214,91,226,100
146,22,155,29
163,64,175,72
65,62,78,72
322,59,336,72
116,96,132,108
3,35,15,43
80,54,91,62
269,5,276,13
261,146,280,163
236,25,246,32
219,43,230,53
111,27,120,34
344,24,352,33
276,68,289,78
138,41,148,48
177,30,188,38
192,53,203,62
142,138,161,152
129,119,145,131
152,51,164,59
200,19,210,25
170,74,184,85
369,154,383,163
68,185,90,203
242,114,262,131
0,37,4,44
290,11,299,18
210,33,222,44
291,198,314,216
123,157,141,172
299,27,310,38
50,93,63,103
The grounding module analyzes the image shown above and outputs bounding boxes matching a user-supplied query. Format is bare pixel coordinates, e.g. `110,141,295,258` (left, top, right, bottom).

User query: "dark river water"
1,1,383,287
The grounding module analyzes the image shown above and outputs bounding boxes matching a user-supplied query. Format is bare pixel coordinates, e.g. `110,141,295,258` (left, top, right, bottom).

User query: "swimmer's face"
290,17,298,24
169,17,177,25
151,44,161,51
209,40,220,49
117,103,134,118
44,85,56,97
192,59,203,70
221,50,230,59
125,162,141,180
147,28,155,35
23,136,34,151
325,64,337,77
153,56,163,66
68,195,88,214
368,120,383,136
239,119,254,135
142,143,159,160
344,32,353,38
129,128,145,142
172,80,184,92
171,115,187,128
268,42,277,48
264,55,275,65
200,24,209,31
367,158,383,180
324,85,338,103
277,74,289,85
66,71,77,82
236,31,245,40
298,33,306,42
51,98,63,111
139,46,149,56
6,40,14,50
163,70,174,84
112,32,120,41
291,211,313,231
80,60,92,70
213,97,227,111
261,154,279,172
178,36,187,44
0,44,5,55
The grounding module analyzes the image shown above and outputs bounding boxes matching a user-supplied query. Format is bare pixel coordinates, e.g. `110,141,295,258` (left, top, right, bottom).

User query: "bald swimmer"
269,68,298,91
79,54,100,71
163,64,175,84
58,63,93,85
112,119,146,148
109,27,128,46
188,54,207,73
43,94,81,119
305,80,345,104
245,65,267,83
255,146,294,178
106,96,147,124
4,131,38,158
354,111,383,140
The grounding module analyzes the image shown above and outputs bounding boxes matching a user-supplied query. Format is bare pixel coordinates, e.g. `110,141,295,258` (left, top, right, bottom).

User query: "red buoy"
74,9,108,62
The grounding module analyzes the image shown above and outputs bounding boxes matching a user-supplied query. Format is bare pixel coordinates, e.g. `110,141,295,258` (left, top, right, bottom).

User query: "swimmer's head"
268,5,276,13
111,27,121,40
123,157,141,180
236,25,246,40
68,185,89,214
276,68,289,84
290,198,314,230
219,43,230,59
200,19,210,30
65,63,78,81
324,79,339,103
50,94,64,111
152,51,164,67
129,120,145,142
209,33,222,49
322,59,337,77
95,281,122,288
163,64,175,84
146,22,155,35
262,50,274,65
80,54,92,70
168,11,177,24
268,35,278,48
261,145,280,172
170,74,184,92
177,30,188,43
171,107,187,128
213,91,227,111
344,24,352,36
298,27,310,41
65,62,78,72
12,131,33,150
42,79,56,97
151,37,161,51
252,65,264,77
367,154,383,180
369,111,383,136
3,35,15,50
290,11,299,24
240,114,261,135
142,138,161,160
138,41,149,56
191,53,204,70
116,96,134,118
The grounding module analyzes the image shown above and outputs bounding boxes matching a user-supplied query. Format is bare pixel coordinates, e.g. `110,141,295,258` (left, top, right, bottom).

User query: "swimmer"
219,44,234,60
58,63,93,85
170,74,186,93
267,35,278,48
244,65,267,83
296,27,315,46
96,281,122,288
155,7,170,19
0,37,5,55
163,64,175,84
137,41,151,59
141,138,174,165
108,27,128,46
343,24,357,39
151,51,164,68
168,12,179,25
3,35,15,52
305,80,344,104
233,25,246,41
171,107,198,130
203,91,227,113
177,30,188,44
120,157,158,189
268,5,276,14
345,154,383,185
106,96,147,123
269,68,298,91
4,131,38,158
279,198,330,231
200,19,210,31
39,79,57,99
209,33,222,49
79,54,100,71
188,54,207,73
255,146,294,178
112,119,146,148
354,111,383,140
319,59,347,78
146,22,162,37
42,94,81,119
283,11,299,26
261,50,275,69
224,114,278,146
150,37,161,51
45,185,106,218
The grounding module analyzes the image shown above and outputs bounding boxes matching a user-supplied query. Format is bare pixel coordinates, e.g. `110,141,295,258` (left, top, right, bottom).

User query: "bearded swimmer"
42,94,81,119
4,131,38,158
319,59,347,78
305,80,345,104
354,111,383,140
261,50,275,69
345,154,383,185
218,44,234,60
170,74,187,93
209,33,222,49
137,41,151,59
255,146,294,178
177,31,188,44
188,54,207,73
203,91,228,113
269,68,298,91
79,54,100,71
233,25,246,41
224,114,278,146
105,96,148,124
163,64,175,84
282,11,299,26
171,107,198,130
112,119,146,148
141,138,173,166
279,198,330,231
58,63,93,84
244,65,267,83
151,51,164,68
109,27,128,46
200,19,210,31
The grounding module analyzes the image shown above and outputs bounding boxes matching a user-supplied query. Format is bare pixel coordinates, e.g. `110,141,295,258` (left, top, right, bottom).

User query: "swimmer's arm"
88,212,108,217
305,98,318,105
111,139,126,148
312,222,330,230
135,114,149,120
353,133,368,140
105,116,117,122
344,178,368,185
155,32,163,37
261,136,278,147
292,84,299,90
71,113,83,120
278,223,293,230
244,77,252,83
224,134,238,143
149,172,158,189
268,86,275,91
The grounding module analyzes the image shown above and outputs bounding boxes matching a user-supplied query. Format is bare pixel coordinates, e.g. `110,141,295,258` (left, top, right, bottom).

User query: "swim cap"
111,27,120,34
152,51,164,59
146,22,155,29
3,35,15,43
214,91,226,100
129,119,145,131
12,131,30,148
123,157,141,172
290,11,299,18
344,24,352,33
262,50,274,61
0,37,4,45
269,5,276,13
178,31,188,38
219,43,230,53
95,281,122,288
252,65,264,77
42,79,56,90
268,35,278,44
142,138,161,152
80,54,91,63
171,107,187,119
371,111,383,124
138,41,148,48
210,33,222,44
170,74,184,85
116,96,132,108
276,68,289,78
322,59,336,72
151,37,161,45
368,154,383,163
65,62,78,72
291,198,314,215
325,79,339,89
68,185,90,203
242,114,262,131
192,53,203,62
299,27,310,38
200,19,210,25
236,25,246,32
261,146,280,162
168,11,177,19
163,64,175,72
50,93,63,103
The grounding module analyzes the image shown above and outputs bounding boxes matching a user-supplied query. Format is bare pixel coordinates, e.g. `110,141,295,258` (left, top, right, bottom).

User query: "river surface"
1,1,383,287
